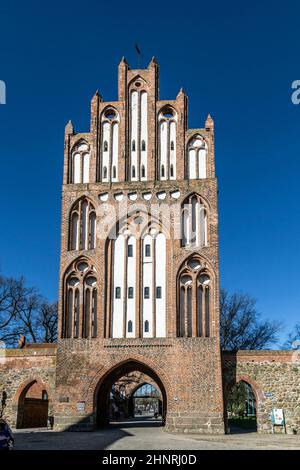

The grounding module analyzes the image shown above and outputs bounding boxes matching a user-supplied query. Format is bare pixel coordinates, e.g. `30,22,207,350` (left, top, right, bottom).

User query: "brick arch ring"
83,353,173,407
224,374,264,408
13,376,53,406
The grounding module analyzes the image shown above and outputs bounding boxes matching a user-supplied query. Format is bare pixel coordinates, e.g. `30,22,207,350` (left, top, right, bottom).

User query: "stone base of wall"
165,412,224,434
54,413,95,431
54,411,225,434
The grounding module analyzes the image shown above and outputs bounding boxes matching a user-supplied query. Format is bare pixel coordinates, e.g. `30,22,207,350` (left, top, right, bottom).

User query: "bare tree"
37,302,58,343
282,323,300,349
220,289,282,351
0,274,58,346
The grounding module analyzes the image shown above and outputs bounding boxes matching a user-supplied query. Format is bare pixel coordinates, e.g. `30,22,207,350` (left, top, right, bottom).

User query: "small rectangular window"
115,287,121,299
128,244,133,257
128,287,134,299
156,286,162,299
144,287,150,299
145,244,151,257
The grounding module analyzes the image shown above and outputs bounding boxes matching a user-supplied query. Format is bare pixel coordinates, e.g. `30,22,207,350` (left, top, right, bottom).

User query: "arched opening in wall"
95,360,167,428
16,380,49,429
226,381,257,433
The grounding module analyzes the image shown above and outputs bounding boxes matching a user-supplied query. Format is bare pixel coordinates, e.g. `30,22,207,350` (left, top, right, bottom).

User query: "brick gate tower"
54,58,224,433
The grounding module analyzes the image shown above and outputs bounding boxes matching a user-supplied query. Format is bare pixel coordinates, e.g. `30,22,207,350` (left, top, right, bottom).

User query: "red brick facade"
54,58,224,433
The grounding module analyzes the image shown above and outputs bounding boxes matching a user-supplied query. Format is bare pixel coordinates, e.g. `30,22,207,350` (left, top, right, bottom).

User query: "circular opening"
85,276,97,287
188,259,201,271
135,81,141,87
68,277,80,286
162,107,174,118
104,109,116,120
77,262,89,272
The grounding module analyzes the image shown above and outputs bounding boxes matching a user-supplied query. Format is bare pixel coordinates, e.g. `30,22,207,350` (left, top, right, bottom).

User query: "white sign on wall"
76,401,85,412
271,408,284,426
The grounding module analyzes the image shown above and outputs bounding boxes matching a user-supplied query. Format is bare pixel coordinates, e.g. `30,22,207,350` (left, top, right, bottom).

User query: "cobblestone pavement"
13,418,300,450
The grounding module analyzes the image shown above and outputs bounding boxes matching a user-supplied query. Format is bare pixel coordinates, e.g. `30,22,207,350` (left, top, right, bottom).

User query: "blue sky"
0,0,299,341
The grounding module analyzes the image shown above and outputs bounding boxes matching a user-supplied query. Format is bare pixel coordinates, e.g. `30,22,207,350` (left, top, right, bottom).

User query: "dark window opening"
103,166,108,179
141,165,145,178
128,287,134,299
145,244,151,257
115,287,121,299
141,140,146,151
161,165,165,178
128,244,133,257
128,320,133,333
170,164,174,177
132,166,136,178
156,286,162,299
144,320,149,333
132,140,136,152
103,140,108,152
144,287,150,299
112,166,116,179
170,140,174,150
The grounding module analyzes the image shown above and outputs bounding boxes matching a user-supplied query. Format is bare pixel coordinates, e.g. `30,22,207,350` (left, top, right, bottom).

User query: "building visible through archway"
226,380,257,433
95,361,167,428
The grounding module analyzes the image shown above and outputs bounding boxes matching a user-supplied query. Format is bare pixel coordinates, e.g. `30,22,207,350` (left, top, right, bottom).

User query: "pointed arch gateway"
16,379,50,429
94,359,167,427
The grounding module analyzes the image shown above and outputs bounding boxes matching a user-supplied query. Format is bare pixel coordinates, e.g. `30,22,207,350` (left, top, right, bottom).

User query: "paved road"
13,418,300,450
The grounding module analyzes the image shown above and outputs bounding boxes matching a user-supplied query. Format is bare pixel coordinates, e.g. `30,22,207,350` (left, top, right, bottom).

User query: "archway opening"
226,380,257,433
95,361,167,428
17,381,49,429
131,383,162,418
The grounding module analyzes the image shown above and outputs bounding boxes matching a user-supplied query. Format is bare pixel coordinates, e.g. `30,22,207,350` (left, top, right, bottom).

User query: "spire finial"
177,87,186,98
205,113,214,130
148,56,158,67
65,120,74,135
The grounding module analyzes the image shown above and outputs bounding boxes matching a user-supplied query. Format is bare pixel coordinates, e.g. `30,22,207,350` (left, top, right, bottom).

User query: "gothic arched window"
177,257,212,338
108,215,167,339
70,140,90,184
69,198,96,251
187,135,208,179
158,106,177,180
130,87,148,181
181,194,207,248
101,108,119,182
62,259,98,339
